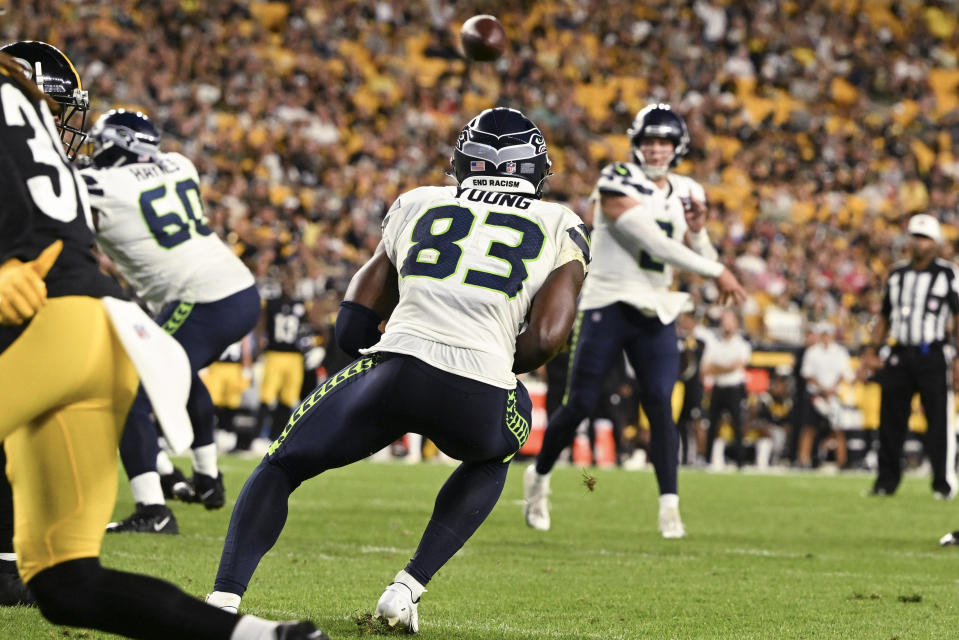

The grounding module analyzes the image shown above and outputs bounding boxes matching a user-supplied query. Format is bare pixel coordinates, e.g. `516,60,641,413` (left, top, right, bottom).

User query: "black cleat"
0,565,35,607
275,620,332,639
106,503,179,534
940,531,959,546
173,472,226,510
160,466,189,500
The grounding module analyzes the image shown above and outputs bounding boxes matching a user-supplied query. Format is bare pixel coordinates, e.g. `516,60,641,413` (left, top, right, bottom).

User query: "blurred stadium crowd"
7,0,959,466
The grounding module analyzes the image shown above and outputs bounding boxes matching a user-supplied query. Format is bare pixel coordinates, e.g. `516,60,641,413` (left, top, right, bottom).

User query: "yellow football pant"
0,296,138,582
259,350,304,408
201,362,248,409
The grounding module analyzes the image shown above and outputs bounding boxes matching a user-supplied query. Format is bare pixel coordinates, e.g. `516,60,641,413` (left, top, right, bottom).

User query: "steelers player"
257,268,310,442
81,108,260,531
0,40,326,639
206,108,589,633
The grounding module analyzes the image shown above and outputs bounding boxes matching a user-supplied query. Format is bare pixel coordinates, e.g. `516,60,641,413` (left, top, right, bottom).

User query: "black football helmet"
89,109,161,168
627,103,690,180
0,40,89,158
450,107,552,197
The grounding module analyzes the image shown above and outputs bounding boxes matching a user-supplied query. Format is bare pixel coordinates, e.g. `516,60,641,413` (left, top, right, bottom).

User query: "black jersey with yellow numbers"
264,296,307,353
0,69,122,351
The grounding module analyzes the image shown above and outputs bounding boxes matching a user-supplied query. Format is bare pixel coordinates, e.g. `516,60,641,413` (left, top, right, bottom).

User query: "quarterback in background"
207,108,590,633
524,104,745,538
81,109,261,533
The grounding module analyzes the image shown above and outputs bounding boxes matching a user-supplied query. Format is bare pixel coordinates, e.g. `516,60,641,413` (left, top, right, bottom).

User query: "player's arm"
513,261,585,374
602,193,745,304
337,240,399,358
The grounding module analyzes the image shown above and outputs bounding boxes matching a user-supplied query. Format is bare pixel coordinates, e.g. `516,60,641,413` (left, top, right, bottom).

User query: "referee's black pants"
873,346,956,496
706,383,746,468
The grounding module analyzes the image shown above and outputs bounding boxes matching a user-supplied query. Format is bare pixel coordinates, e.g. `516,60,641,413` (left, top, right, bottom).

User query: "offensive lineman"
80,109,260,533
206,108,590,633
524,104,745,538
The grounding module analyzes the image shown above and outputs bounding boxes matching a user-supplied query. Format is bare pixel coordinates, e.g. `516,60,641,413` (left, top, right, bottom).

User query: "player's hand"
715,267,746,306
684,198,707,233
0,240,63,325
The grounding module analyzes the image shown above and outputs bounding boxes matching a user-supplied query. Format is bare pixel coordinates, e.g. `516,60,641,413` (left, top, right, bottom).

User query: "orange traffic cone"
593,418,617,468
572,419,592,466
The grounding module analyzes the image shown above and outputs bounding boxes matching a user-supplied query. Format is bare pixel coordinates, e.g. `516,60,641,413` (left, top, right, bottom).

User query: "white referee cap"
907,214,942,243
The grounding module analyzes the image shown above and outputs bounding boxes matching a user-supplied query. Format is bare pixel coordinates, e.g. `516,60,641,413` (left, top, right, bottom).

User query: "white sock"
710,439,726,468
756,438,774,470
130,472,165,506
230,615,278,640
0,552,16,562
392,569,426,601
659,493,679,510
156,449,175,476
193,443,219,477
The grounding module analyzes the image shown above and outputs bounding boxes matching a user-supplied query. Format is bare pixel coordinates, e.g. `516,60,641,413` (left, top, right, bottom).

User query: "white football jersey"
366,185,589,389
579,161,709,323
81,152,254,311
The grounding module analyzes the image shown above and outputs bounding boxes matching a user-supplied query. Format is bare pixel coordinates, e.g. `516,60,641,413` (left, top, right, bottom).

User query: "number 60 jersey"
367,185,590,389
81,152,253,312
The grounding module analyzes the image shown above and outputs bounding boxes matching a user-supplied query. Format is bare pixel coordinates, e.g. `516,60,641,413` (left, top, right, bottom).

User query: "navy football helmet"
450,107,552,197
89,109,161,168
0,40,89,158
627,104,690,180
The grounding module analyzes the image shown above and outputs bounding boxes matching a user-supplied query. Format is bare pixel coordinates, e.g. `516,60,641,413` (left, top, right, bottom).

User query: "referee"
868,214,959,498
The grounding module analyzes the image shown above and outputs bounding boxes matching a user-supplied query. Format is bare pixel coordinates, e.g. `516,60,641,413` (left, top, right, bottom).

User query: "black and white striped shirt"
882,258,959,346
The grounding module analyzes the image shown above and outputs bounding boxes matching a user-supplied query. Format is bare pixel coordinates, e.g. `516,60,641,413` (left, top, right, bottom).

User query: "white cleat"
375,583,419,633
523,464,551,531
206,590,240,614
658,505,686,539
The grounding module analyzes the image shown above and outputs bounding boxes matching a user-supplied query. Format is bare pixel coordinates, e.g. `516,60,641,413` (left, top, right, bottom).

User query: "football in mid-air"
460,15,506,62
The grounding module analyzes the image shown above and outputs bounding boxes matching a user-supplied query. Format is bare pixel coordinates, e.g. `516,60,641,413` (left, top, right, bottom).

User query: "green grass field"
3,457,959,639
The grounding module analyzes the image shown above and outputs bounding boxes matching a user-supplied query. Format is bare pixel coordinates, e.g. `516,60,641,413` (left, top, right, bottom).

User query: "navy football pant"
214,353,531,595
120,286,260,478
536,303,680,494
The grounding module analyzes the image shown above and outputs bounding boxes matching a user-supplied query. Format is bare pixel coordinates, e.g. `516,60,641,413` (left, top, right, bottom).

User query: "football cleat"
106,503,178,534
375,583,419,633
160,466,189,500
0,564,36,607
658,504,686,539
939,531,959,546
523,464,551,531
274,621,331,639
206,591,241,614
172,471,226,510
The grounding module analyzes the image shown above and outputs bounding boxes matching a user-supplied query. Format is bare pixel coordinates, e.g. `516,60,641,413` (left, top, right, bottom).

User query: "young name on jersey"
366,185,588,389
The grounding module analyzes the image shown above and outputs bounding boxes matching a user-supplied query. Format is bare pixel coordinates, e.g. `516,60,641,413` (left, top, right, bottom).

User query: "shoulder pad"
597,162,652,198
80,171,105,197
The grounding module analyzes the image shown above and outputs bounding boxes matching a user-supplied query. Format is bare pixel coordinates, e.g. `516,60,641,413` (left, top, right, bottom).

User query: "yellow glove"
0,240,63,325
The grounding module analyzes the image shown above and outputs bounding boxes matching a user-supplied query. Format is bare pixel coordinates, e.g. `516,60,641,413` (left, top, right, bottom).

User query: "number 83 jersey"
81,152,253,312
369,185,590,389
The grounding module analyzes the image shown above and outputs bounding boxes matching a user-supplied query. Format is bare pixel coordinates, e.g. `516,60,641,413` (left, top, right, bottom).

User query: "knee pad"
28,558,102,627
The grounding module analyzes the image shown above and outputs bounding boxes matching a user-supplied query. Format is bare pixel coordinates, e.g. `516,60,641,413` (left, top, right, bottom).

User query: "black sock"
29,558,238,640
405,459,508,585
269,404,292,441
0,444,13,555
